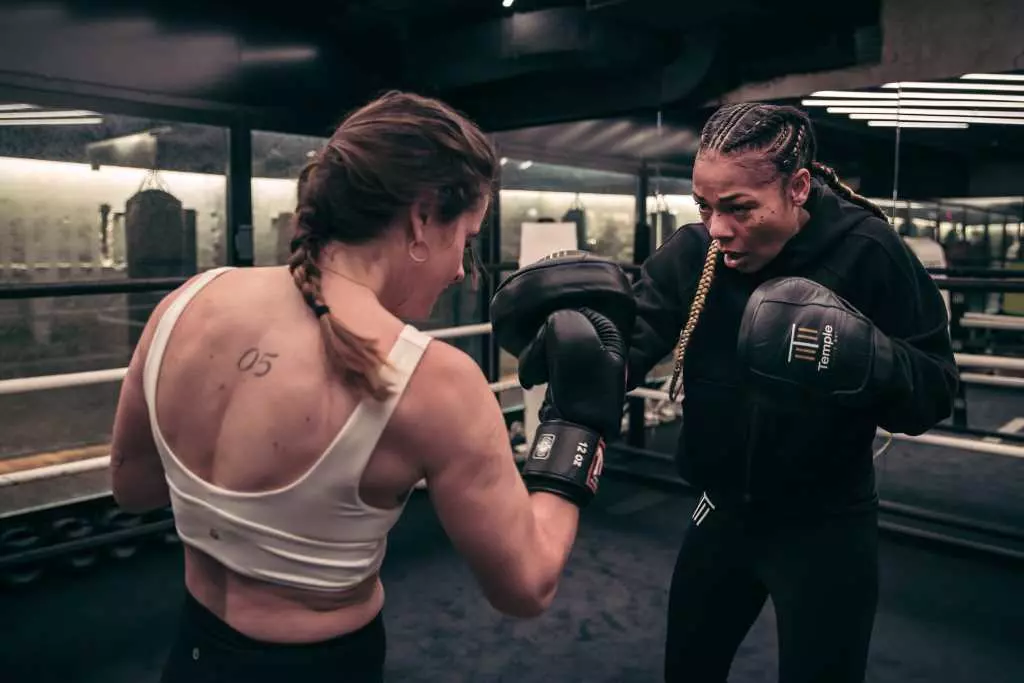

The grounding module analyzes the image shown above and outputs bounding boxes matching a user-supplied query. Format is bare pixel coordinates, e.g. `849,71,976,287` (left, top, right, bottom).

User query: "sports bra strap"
143,267,236,412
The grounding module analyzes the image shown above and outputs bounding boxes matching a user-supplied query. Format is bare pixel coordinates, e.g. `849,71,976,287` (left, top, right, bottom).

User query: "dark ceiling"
13,0,1018,201
0,0,884,133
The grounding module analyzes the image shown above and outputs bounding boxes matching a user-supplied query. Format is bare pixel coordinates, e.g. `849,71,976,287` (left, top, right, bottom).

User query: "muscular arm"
409,342,579,618
110,288,185,513
867,237,959,435
628,225,709,389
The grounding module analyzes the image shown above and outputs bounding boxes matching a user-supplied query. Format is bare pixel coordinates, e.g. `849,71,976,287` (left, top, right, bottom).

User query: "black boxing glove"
490,251,635,507
737,277,894,409
514,308,627,506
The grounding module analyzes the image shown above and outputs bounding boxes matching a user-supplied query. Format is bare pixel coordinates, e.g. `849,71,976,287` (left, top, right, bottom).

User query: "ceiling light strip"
828,107,1024,117
806,99,1024,108
961,73,1024,82
866,121,969,129
849,113,1024,125
884,81,1024,92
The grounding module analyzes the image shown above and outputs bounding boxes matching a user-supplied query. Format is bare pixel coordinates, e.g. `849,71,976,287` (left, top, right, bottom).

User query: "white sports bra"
143,267,431,591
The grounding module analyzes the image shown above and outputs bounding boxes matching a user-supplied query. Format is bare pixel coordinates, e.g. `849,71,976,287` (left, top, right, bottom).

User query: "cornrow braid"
702,103,758,153
667,238,720,401
810,161,888,221
286,228,392,402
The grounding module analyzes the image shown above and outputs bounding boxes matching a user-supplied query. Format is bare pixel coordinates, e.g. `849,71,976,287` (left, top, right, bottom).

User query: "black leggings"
664,493,879,683
160,591,386,683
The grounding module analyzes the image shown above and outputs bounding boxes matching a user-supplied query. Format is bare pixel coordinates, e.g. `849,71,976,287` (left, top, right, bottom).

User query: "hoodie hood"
756,177,880,280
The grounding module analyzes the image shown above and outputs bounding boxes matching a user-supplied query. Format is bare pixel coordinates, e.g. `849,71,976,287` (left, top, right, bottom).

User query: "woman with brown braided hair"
109,91,598,682
625,102,957,682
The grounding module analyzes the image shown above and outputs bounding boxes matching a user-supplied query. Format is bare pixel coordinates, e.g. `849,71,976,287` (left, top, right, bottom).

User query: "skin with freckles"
691,150,813,273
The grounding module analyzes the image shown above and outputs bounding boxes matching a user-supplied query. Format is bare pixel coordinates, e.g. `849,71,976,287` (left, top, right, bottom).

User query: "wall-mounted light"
502,0,515,7
500,157,508,166
518,160,533,170
0,109,98,120
0,117,103,126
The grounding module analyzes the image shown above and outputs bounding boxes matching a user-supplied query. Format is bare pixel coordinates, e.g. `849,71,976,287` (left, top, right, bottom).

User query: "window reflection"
0,102,228,384
250,130,328,266
499,158,637,262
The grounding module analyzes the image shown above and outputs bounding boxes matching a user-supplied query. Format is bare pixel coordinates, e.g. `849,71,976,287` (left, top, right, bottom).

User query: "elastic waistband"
181,590,384,653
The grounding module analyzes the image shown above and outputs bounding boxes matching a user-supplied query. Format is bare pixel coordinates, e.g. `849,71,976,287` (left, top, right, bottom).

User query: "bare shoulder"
395,335,508,473
403,338,496,427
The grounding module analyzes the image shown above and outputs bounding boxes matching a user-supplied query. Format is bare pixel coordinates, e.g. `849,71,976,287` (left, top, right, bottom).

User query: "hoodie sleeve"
628,225,709,390
866,233,960,435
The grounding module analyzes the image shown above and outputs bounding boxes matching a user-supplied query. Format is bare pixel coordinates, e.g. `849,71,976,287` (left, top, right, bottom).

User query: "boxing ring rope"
3,318,1024,490
2,319,1024,397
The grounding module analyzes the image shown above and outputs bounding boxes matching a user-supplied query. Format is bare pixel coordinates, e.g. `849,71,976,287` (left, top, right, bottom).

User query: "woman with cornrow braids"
111,91,606,683
626,102,958,682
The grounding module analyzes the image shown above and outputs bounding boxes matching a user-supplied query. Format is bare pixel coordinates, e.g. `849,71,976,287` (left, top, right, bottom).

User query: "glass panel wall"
498,157,638,263
0,101,228,461
250,130,329,266
0,102,228,381
497,157,641,384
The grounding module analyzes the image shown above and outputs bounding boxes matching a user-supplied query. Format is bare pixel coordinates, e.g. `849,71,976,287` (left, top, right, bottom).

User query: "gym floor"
2,473,1022,683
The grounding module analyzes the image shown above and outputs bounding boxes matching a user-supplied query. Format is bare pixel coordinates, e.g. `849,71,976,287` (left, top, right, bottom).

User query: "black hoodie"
628,179,959,514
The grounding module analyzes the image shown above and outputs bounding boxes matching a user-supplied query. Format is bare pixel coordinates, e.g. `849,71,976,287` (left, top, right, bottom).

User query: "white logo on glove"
533,434,555,460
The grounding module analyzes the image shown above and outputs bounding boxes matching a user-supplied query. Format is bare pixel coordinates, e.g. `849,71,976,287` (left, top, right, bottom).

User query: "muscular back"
150,267,425,642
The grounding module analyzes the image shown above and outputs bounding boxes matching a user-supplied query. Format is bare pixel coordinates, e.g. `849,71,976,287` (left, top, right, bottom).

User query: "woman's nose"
707,215,735,244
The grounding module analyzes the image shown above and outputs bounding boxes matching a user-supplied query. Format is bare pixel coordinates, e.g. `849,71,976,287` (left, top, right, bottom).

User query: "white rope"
3,342,1018,397
955,354,1024,371
6,372,1024,490
0,323,496,396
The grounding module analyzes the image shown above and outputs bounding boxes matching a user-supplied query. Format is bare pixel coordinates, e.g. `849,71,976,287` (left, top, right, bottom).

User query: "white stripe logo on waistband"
692,492,716,527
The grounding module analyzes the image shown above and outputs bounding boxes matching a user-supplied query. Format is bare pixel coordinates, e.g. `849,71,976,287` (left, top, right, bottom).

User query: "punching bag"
125,188,194,279
562,194,588,251
124,177,196,347
649,194,677,247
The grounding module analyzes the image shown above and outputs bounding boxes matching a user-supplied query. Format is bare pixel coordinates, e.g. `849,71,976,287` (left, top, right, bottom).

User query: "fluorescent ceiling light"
828,107,1024,118
883,81,1024,92
810,90,897,99
812,99,1024,109
0,104,37,112
0,109,98,120
879,91,1024,102
807,93,1024,104
961,73,1024,82
0,117,103,126
867,121,969,129
848,113,1024,125
502,0,514,6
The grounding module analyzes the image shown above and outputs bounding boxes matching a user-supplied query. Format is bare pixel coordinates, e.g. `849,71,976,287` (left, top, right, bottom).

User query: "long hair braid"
287,220,393,402
667,238,720,401
809,161,888,221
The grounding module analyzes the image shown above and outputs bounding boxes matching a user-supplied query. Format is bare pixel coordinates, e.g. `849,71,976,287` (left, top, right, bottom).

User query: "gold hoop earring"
409,240,429,264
